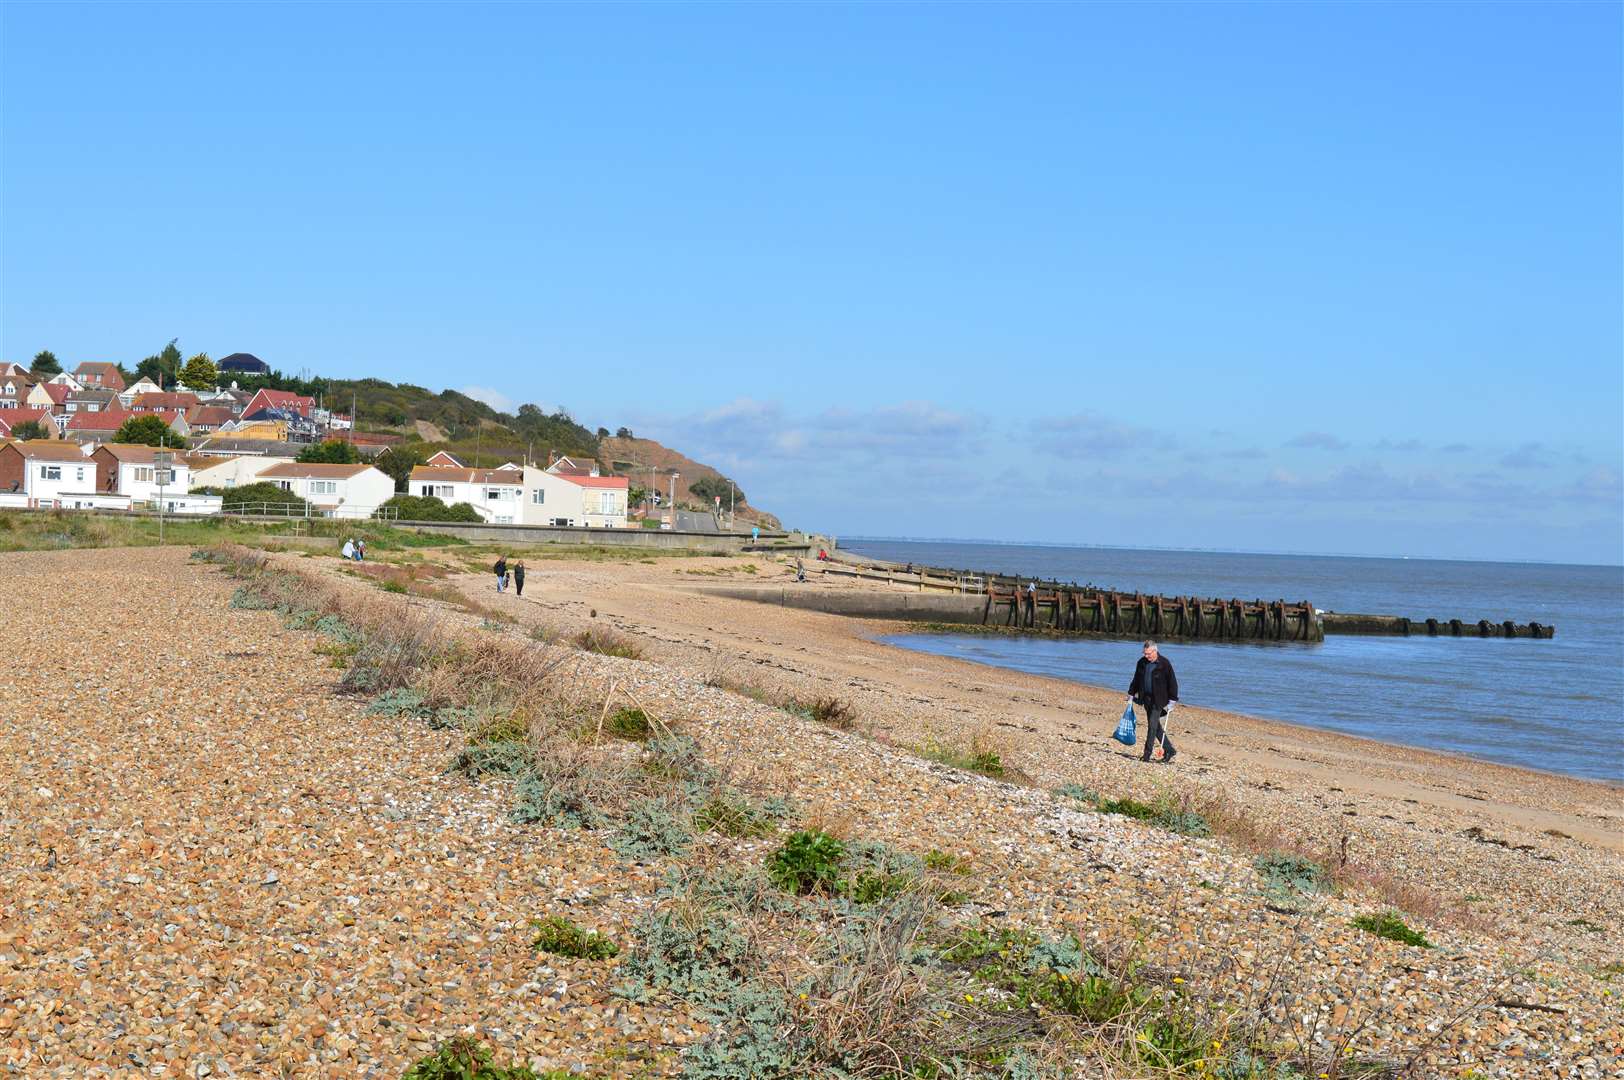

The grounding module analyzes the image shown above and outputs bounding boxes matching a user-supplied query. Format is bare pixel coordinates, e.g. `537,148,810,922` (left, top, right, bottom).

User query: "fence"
220,502,399,521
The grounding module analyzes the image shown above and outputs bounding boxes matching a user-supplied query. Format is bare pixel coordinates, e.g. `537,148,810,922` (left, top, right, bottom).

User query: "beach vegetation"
767,830,847,895
611,795,693,859
1053,782,1100,804
401,1036,554,1079
1256,852,1330,897
693,789,782,838
783,694,857,730
916,733,1013,779
1097,794,1212,838
604,706,653,741
531,915,618,961
572,625,646,659
1350,910,1432,948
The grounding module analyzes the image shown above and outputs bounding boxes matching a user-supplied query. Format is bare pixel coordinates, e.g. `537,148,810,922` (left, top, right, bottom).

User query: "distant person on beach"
513,560,526,597
355,539,366,562
341,538,354,560
795,557,806,583
1126,639,1179,764
494,554,508,593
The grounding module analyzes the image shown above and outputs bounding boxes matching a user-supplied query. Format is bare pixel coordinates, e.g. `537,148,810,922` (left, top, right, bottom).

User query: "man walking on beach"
1126,640,1179,764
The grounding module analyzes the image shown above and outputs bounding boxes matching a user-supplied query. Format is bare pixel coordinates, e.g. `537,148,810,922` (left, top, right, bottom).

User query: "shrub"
766,830,846,895
610,796,692,860
296,438,360,464
1256,851,1329,897
1053,782,1099,804
693,790,781,838
381,494,484,522
1351,910,1432,948
196,481,311,513
615,907,755,1012
531,915,618,961
917,735,1011,779
400,1036,539,1080
511,746,612,829
571,626,645,659
450,740,532,778
640,734,713,783
1097,795,1211,837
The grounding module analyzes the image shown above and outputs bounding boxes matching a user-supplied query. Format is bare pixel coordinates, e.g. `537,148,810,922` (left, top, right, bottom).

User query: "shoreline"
877,624,1624,790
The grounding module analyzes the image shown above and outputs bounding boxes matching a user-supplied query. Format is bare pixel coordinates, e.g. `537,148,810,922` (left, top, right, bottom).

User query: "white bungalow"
257,462,394,518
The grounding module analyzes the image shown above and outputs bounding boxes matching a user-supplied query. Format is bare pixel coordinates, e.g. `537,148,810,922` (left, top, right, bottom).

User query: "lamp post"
668,471,679,524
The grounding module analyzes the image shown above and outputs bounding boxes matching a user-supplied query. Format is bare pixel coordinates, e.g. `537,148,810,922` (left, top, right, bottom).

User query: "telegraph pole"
154,438,171,545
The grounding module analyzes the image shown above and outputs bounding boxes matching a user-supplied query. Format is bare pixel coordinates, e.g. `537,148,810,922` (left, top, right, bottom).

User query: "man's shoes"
1140,756,1152,763
1162,750,1177,765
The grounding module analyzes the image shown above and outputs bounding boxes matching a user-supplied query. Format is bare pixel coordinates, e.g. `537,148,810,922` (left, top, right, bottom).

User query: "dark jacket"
513,565,525,587
493,557,507,577
1128,655,1179,711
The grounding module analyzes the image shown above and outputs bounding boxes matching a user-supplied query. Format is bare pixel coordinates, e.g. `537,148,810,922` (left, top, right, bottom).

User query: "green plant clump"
1097,795,1211,838
400,1036,540,1080
766,830,847,895
1256,851,1329,897
610,796,692,860
531,915,618,960
605,706,653,740
1351,910,1432,948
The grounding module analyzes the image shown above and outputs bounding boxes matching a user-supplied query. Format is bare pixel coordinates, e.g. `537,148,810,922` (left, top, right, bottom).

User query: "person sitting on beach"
1126,639,1179,764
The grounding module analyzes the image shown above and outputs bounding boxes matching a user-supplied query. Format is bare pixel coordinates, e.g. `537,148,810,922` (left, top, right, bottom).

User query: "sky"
2,2,1620,564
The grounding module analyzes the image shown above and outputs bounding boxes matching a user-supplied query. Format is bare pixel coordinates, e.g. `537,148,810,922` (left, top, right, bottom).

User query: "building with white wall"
189,454,295,488
257,462,394,518
407,464,628,526
90,443,194,504
0,440,97,505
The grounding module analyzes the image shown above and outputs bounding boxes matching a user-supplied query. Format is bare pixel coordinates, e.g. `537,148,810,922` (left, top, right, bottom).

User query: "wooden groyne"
797,554,1554,641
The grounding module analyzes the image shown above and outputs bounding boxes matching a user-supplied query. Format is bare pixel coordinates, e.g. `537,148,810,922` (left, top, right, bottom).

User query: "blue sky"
3,2,1619,563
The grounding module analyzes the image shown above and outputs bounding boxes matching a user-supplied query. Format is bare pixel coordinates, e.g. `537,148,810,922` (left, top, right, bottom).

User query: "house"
0,440,97,504
65,388,119,414
185,405,235,433
45,371,85,391
132,391,201,413
257,462,394,518
0,409,63,439
242,388,315,419
152,410,192,439
28,382,66,411
424,450,463,467
91,443,193,502
64,409,134,440
406,463,627,527
0,362,28,378
218,353,271,375
559,473,630,528
74,362,127,391
407,465,534,524
547,454,600,477
0,373,32,410
118,376,164,406
190,454,295,488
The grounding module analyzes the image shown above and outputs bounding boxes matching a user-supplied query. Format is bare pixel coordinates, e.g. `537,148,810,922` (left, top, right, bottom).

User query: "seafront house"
73,362,127,392
558,472,630,528
408,464,530,523
91,443,191,498
0,440,101,507
189,454,295,488
407,463,627,526
256,462,394,518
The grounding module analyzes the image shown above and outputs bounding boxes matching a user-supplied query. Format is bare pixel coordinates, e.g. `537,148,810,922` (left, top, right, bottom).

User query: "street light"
153,446,173,544
668,471,679,524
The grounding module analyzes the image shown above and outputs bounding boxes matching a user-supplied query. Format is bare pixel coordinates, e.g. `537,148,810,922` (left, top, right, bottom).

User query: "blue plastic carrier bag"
1112,703,1137,746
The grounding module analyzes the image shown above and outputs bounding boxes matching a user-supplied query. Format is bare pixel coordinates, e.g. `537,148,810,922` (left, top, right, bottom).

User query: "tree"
30,350,62,377
374,444,425,492
113,414,186,448
180,352,217,390
296,439,361,464
615,427,633,439
596,426,609,438
10,420,48,441
136,339,183,387
689,475,743,506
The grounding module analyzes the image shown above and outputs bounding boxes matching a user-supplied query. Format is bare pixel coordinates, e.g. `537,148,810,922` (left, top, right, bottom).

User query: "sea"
840,539,1624,784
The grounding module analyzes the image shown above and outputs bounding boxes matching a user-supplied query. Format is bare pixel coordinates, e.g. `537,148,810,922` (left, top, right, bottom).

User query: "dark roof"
219,353,270,373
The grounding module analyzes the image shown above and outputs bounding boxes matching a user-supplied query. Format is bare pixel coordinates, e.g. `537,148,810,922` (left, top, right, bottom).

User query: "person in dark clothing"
513,561,526,597
493,555,508,593
1126,639,1179,763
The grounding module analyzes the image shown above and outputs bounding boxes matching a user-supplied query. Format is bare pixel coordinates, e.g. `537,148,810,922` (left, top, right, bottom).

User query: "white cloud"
460,385,515,413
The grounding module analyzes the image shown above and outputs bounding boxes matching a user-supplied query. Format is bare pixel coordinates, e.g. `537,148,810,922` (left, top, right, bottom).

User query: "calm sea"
842,539,1624,784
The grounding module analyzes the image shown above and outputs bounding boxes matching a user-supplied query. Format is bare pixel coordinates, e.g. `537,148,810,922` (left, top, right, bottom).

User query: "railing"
219,502,399,521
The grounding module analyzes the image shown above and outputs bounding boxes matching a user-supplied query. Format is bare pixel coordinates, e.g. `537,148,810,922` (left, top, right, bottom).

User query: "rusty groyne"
1322,613,1553,639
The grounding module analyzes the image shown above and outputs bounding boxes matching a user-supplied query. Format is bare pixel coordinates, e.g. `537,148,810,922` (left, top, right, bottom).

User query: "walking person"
1126,639,1179,764
493,554,508,593
513,560,526,597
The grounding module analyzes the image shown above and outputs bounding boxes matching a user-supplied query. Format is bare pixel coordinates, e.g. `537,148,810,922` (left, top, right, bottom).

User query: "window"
277,480,293,492
156,469,173,485
41,465,61,480
484,488,512,501
310,480,338,495
135,467,154,483
75,468,85,483
531,489,545,504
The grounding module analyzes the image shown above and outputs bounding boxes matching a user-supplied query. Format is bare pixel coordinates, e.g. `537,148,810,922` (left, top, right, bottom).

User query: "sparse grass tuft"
783,694,857,730
1351,910,1432,948
531,915,618,960
604,706,653,741
1098,793,1211,837
572,626,645,659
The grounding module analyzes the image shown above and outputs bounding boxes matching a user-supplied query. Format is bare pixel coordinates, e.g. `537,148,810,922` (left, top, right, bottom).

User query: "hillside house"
28,383,66,411
118,376,164,406
242,388,315,419
190,454,295,488
63,409,134,441
0,409,63,439
257,462,393,518
219,353,271,375
0,362,28,378
132,391,201,414
547,454,600,477
65,388,119,414
74,362,126,391
185,405,234,433
45,372,85,391
0,373,33,410
91,443,193,502
0,441,97,504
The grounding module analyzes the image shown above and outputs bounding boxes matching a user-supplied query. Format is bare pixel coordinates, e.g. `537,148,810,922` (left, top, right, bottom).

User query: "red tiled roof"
42,383,71,405
561,475,629,489
67,409,134,431
94,443,188,463
0,408,59,433
410,465,524,485
259,462,372,479
132,392,200,411
0,439,92,462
